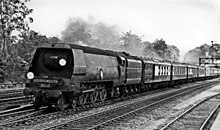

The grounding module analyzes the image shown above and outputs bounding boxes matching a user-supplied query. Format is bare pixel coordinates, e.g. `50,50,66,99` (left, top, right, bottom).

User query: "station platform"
210,111,220,130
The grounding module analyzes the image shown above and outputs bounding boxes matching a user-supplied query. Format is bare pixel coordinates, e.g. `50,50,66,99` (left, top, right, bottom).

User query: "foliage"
0,0,33,82
0,29,61,82
16,31,48,63
184,43,220,64
119,31,142,47
153,38,167,51
184,44,210,64
167,45,180,61
209,43,220,58
119,31,144,56
0,0,33,62
145,38,180,61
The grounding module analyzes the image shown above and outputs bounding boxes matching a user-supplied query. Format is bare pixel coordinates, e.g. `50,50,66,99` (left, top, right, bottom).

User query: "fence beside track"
0,83,25,89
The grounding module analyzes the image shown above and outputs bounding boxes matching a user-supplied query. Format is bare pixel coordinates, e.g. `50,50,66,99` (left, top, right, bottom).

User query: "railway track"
0,79,219,129
0,105,35,123
0,108,48,127
0,85,26,110
0,92,139,129
161,94,220,130
0,95,33,110
37,80,219,130
0,83,24,89
0,90,23,99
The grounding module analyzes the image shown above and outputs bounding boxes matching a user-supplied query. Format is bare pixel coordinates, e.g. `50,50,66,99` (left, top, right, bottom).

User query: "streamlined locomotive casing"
69,44,120,89
24,43,121,101
24,43,74,98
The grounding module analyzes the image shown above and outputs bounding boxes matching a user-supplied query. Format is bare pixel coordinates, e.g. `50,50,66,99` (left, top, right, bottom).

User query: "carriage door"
117,56,126,84
170,65,173,81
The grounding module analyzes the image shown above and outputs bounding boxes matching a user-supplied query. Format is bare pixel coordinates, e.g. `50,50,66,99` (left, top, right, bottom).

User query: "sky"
27,0,220,60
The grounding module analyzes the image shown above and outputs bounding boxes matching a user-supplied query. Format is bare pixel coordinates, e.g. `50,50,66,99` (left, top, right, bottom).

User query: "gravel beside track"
161,94,220,130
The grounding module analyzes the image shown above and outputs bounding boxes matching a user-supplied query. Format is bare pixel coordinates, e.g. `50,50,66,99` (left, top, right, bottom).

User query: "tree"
118,31,145,56
153,38,167,51
0,0,33,61
119,31,142,48
209,43,220,58
8,31,61,82
17,30,55,63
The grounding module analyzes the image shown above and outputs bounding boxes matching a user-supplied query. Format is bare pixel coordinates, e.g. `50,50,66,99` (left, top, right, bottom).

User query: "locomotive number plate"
41,84,50,88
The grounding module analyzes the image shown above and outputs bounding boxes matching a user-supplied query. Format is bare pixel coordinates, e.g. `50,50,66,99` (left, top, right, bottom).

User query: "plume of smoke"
61,17,180,61
61,17,121,50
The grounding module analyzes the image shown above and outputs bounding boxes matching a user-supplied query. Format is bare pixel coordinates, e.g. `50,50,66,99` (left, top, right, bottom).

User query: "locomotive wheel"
70,98,77,110
123,87,129,96
110,88,115,98
136,85,141,93
130,86,134,94
99,89,107,102
56,96,66,111
90,91,98,104
33,103,41,110
33,97,41,110
78,93,86,105
47,104,53,110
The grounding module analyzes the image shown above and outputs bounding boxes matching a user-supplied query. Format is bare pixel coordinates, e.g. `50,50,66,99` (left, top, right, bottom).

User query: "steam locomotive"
23,43,220,110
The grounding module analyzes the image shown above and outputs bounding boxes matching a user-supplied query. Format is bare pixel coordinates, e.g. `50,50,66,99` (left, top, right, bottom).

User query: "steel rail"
160,94,220,130
199,103,220,130
0,107,47,126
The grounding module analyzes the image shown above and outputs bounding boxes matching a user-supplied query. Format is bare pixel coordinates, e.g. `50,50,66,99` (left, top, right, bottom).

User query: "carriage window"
158,66,160,75
164,66,166,75
163,66,165,75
